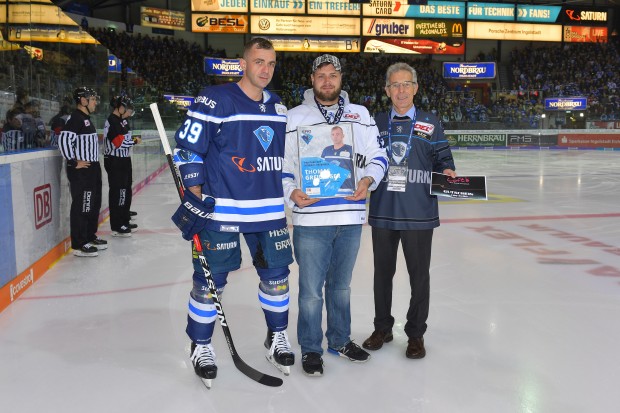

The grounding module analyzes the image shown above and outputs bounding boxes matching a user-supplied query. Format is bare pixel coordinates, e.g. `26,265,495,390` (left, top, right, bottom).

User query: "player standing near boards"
57,87,107,257
103,95,138,237
170,38,294,387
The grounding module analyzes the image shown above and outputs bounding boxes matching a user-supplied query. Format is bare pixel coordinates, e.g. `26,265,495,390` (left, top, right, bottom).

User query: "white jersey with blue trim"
174,82,288,233
283,89,388,227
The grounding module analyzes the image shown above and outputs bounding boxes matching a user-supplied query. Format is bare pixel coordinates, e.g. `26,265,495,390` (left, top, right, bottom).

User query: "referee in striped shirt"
58,87,107,257
103,96,137,237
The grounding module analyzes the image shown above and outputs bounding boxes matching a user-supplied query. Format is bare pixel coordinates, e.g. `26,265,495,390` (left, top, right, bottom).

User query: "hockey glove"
171,191,215,241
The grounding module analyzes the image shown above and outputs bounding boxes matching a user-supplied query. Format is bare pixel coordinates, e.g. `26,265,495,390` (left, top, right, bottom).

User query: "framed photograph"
297,123,356,198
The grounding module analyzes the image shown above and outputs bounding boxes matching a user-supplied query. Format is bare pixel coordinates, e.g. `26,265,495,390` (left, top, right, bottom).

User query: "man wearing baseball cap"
283,55,388,376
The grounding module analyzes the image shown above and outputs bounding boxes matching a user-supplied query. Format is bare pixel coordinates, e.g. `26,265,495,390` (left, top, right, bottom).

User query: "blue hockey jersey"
174,82,288,233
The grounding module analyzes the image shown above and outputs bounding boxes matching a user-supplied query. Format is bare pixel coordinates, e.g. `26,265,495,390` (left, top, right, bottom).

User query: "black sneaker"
327,341,370,363
129,211,138,216
73,243,98,257
91,237,108,250
112,226,132,237
128,223,138,230
301,352,324,377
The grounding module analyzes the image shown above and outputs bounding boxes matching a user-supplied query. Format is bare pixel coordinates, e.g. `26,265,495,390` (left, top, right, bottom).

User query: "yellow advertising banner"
191,0,248,13
8,27,98,44
467,21,562,41
260,36,361,52
141,7,186,30
0,3,77,25
251,15,359,36
192,14,249,33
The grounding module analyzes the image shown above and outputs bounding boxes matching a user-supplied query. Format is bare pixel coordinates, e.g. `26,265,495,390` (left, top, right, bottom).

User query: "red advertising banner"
588,121,620,129
363,38,464,54
563,26,607,43
558,133,620,148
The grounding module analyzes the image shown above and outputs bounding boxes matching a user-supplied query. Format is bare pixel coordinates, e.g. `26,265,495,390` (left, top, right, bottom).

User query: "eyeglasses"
387,81,417,90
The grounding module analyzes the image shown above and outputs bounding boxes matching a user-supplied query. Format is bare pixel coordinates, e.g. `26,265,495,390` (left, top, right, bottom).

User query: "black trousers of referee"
67,162,102,249
371,226,434,339
104,156,132,231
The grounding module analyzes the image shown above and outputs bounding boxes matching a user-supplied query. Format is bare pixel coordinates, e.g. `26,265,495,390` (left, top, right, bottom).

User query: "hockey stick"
149,103,283,388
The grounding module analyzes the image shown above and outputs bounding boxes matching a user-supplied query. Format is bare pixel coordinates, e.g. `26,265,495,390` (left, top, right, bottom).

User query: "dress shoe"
362,330,393,350
406,337,426,359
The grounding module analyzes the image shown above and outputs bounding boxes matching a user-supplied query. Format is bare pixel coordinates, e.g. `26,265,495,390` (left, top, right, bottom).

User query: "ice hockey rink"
2,149,619,413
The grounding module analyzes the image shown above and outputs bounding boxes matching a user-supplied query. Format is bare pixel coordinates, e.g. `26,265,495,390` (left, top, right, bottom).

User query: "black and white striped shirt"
58,109,99,162
103,114,133,157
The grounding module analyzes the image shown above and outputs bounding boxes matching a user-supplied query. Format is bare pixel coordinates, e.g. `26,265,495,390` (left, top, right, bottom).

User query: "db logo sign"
34,184,52,229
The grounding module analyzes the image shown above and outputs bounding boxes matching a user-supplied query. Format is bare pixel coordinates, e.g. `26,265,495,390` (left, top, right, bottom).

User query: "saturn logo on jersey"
232,156,282,172
231,156,256,172
254,126,274,152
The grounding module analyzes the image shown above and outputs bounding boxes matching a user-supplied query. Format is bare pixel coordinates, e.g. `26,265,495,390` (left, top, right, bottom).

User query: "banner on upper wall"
191,0,248,13
250,0,306,14
362,1,465,19
192,14,248,33
307,0,360,16
561,7,608,25
363,38,464,54
467,21,562,42
251,15,359,36
544,97,587,111
443,62,496,79
466,3,562,23
362,18,464,38
7,26,98,44
261,36,361,52
204,57,243,76
141,6,186,31
563,26,607,43
0,3,77,25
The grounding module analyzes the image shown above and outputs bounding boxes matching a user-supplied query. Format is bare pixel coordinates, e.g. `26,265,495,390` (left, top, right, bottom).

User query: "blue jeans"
293,225,362,355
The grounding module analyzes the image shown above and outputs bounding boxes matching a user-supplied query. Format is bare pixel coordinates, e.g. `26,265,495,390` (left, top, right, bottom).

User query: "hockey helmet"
73,87,98,104
110,95,133,110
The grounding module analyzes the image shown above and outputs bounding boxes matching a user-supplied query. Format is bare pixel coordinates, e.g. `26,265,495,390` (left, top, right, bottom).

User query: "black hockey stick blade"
233,356,283,387
150,103,284,388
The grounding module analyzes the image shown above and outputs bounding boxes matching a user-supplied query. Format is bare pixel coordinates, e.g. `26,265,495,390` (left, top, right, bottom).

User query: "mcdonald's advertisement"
361,18,463,38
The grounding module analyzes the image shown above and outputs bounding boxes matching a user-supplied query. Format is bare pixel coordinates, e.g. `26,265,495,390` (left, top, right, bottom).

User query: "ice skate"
190,342,217,389
264,330,294,375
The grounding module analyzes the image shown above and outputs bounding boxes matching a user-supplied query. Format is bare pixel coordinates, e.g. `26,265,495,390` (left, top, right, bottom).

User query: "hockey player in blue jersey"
170,38,294,387
320,125,354,192
362,62,456,360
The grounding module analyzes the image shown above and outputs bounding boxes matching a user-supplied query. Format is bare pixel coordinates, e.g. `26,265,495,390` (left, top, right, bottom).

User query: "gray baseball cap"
312,54,341,72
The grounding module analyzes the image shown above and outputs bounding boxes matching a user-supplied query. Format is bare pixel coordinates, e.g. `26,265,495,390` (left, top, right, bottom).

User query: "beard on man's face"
314,86,341,103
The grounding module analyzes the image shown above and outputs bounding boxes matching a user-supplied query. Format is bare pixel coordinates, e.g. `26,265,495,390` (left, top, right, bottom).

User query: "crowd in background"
2,30,620,154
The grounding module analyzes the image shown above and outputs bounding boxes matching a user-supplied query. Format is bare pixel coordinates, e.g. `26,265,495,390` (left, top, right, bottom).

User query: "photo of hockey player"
321,125,355,192
297,122,355,198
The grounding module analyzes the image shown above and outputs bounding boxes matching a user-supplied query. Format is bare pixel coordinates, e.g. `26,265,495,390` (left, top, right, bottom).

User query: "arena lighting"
579,113,584,117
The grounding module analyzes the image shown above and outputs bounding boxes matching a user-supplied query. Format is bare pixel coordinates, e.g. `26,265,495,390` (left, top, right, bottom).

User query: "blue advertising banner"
545,97,587,111
443,62,496,79
467,3,561,23
204,58,243,76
